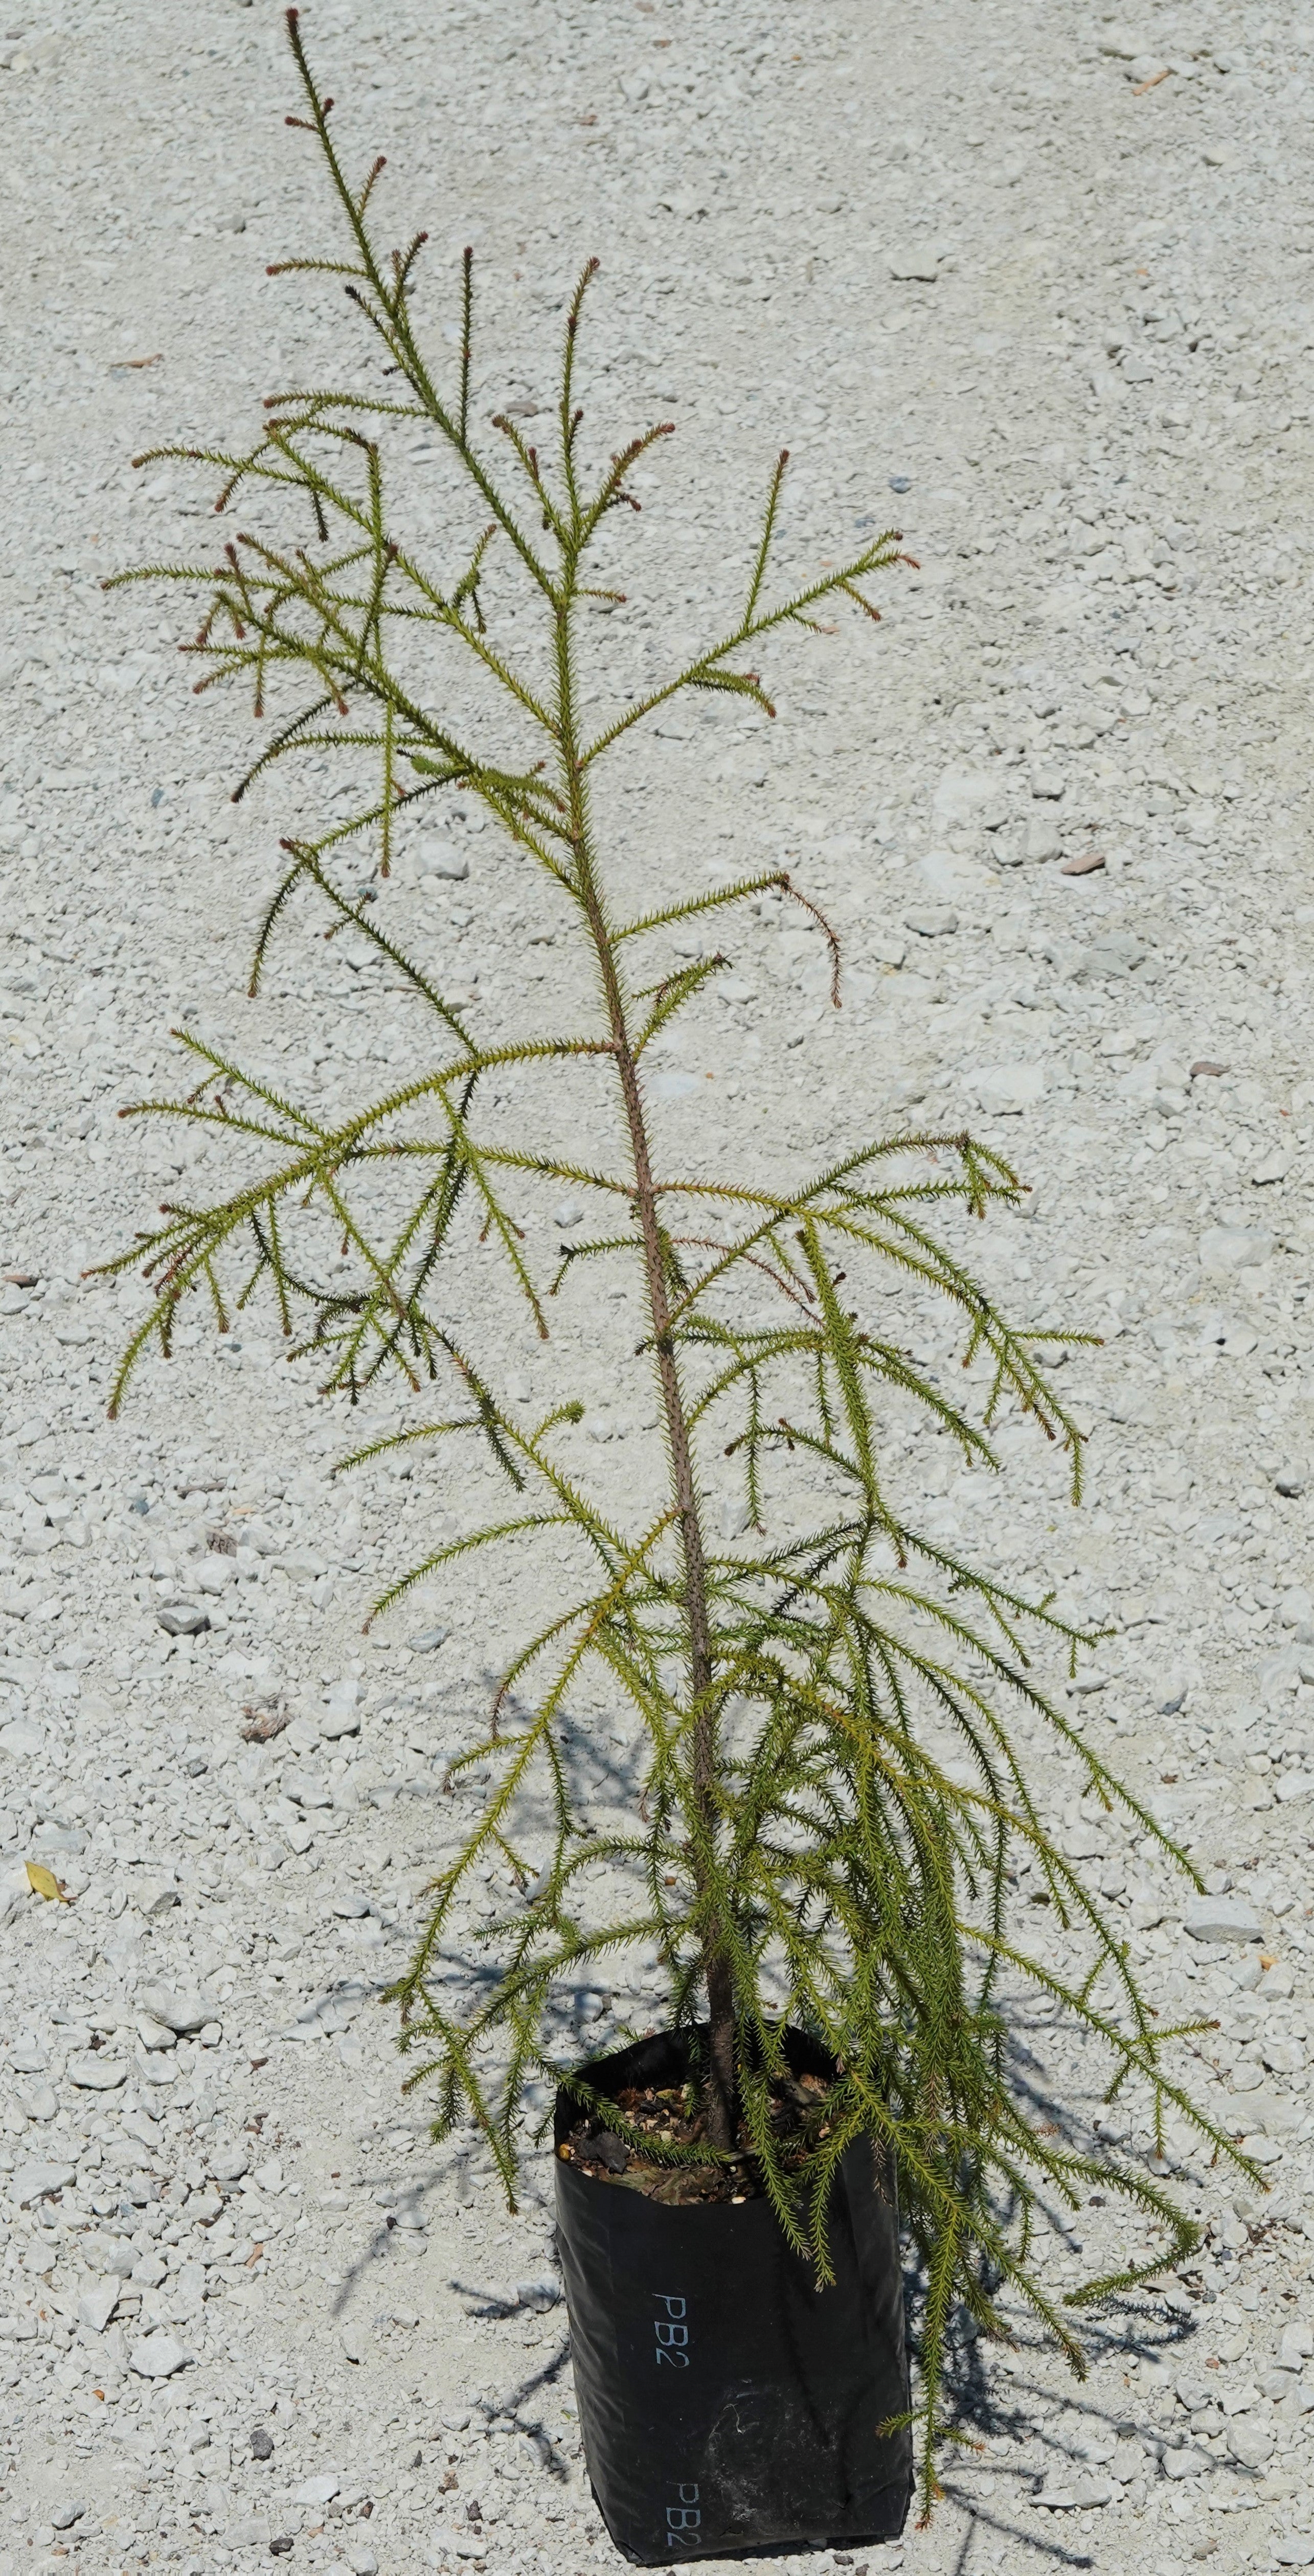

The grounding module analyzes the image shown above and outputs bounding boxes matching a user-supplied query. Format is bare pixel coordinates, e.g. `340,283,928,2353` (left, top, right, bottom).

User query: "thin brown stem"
555,595,735,2151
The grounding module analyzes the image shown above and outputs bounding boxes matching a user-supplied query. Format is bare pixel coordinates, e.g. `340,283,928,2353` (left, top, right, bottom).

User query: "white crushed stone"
2,2,1314,2573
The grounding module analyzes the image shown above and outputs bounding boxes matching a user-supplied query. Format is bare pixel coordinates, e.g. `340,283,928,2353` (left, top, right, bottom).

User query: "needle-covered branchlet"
100,9,1254,2515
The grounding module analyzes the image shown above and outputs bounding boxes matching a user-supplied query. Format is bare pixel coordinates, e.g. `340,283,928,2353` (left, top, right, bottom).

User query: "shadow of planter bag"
554,2028,913,2564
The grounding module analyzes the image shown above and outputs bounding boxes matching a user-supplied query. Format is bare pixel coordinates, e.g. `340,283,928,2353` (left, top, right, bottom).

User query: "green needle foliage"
101,9,1253,2516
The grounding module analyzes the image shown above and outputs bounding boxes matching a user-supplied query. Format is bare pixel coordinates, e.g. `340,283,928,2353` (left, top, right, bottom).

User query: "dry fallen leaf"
26,1860,71,1903
240,1694,293,1743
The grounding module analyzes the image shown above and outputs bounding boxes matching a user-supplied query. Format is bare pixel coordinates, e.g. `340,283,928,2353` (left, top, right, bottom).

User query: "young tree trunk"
562,640,736,2153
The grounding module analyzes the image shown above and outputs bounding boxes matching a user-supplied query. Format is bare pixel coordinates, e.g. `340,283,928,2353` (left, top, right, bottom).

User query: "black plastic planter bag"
554,2027,913,2564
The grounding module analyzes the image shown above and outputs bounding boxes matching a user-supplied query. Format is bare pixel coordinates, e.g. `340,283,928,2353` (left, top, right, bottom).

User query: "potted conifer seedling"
103,13,1248,2559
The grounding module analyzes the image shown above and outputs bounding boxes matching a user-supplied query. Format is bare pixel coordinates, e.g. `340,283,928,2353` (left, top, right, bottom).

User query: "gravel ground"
3,1,1314,2572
